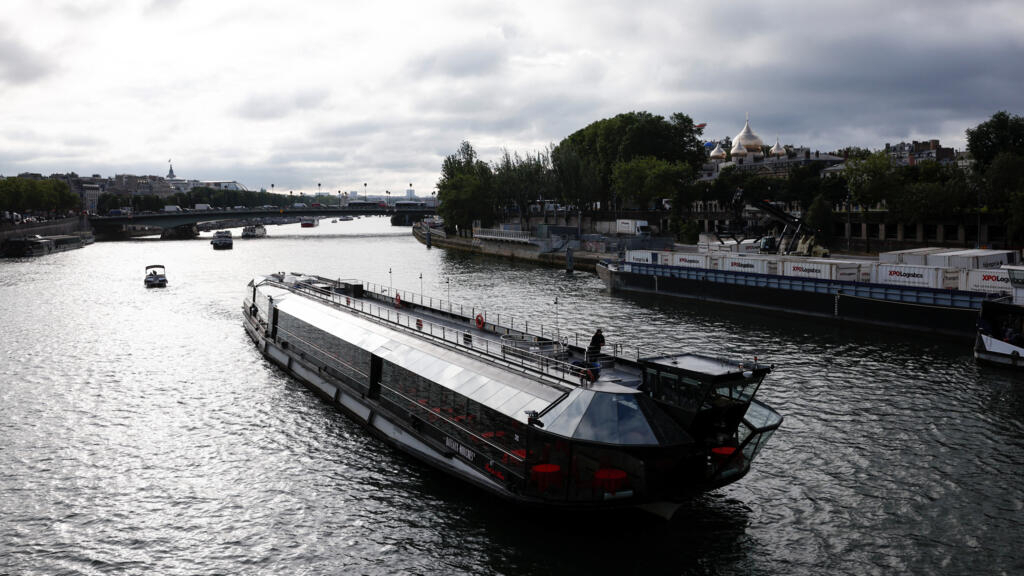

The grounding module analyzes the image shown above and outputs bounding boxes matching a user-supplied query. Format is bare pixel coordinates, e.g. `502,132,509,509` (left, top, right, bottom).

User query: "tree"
436,141,494,232
610,156,692,210
803,193,834,246
845,150,893,210
966,111,1024,172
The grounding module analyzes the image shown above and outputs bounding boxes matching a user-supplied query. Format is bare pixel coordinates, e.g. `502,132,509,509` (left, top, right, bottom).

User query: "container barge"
243,273,782,514
595,248,1016,339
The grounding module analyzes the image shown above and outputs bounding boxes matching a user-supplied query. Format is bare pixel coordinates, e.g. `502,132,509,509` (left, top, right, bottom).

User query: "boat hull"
598,261,981,338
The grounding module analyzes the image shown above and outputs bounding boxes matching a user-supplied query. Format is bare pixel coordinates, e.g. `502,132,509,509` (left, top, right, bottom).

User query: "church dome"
730,139,748,158
770,138,785,157
734,115,764,157
709,142,727,160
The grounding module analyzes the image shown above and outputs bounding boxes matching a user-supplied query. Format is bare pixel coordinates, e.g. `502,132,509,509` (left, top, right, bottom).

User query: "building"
699,115,844,180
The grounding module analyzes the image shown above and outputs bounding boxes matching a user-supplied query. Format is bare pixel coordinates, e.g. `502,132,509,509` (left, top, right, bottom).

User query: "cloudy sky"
1,0,1022,195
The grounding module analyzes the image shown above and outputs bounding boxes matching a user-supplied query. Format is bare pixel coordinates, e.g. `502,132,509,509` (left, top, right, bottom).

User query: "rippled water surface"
2,217,1023,575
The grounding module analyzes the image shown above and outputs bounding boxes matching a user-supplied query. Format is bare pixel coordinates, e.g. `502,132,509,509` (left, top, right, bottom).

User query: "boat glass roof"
267,282,565,423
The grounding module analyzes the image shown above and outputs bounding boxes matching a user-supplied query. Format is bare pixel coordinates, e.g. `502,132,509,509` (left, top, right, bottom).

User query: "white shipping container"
672,253,713,269
903,248,958,266
945,249,1013,270
719,255,778,275
926,249,979,268
879,247,948,265
782,259,860,281
876,264,959,289
959,268,1012,293
624,250,652,264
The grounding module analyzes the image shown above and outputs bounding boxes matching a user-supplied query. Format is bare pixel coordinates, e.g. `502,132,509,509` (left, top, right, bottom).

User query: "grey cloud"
408,42,507,79
0,28,56,85
235,90,330,120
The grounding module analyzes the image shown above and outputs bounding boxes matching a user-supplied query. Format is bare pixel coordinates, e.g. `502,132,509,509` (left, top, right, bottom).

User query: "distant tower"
167,159,176,179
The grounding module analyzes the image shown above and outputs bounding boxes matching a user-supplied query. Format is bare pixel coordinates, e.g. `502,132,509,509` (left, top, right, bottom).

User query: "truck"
194,203,211,211
616,219,651,236
163,205,182,212
293,203,308,208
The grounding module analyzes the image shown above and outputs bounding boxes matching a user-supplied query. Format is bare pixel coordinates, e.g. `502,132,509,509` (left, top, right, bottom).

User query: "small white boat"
144,265,168,288
211,230,233,250
241,224,267,238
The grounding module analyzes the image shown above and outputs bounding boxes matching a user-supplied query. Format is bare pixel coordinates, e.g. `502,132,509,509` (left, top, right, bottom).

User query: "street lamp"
364,182,367,201
386,190,390,207
419,272,423,297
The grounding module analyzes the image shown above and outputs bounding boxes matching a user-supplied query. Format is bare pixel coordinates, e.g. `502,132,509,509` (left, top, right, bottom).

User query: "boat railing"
356,280,638,361
278,279,609,387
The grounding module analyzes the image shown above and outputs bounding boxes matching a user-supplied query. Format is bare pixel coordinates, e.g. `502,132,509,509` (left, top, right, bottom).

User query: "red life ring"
475,314,485,329
345,297,350,306
394,293,402,307
416,318,423,330
585,369,596,382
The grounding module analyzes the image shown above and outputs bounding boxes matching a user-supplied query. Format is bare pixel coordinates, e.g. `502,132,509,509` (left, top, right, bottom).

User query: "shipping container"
902,248,959,266
959,268,1012,293
879,247,950,265
876,264,959,289
720,255,778,275
782,259,861,281
943,249,1014,270
671,253,713,269
624,250,674,264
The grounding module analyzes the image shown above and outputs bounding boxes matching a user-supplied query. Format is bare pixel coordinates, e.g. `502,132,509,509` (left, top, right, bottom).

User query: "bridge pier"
161,224,199,239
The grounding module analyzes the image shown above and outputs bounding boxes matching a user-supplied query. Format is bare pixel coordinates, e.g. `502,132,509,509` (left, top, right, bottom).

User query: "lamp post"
364,182,367,201
388,267,393,292
419,272,423,298
386,190,390,207
446,277,450,310
846,193,852,251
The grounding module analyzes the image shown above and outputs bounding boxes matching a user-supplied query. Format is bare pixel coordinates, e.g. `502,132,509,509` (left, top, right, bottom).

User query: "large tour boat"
300,217,319,228
243,273,782,514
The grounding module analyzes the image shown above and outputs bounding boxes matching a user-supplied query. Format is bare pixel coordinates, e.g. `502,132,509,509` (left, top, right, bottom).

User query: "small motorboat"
211,230,233,249
144,265,168,288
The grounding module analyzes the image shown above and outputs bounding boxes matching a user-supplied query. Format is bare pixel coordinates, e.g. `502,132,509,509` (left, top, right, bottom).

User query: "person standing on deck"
587,328,605,361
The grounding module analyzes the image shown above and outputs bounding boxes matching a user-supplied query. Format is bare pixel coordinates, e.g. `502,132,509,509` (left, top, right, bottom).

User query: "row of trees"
436,111,707,231
436,110,1024,245
0,178,78,215
96,187,317,214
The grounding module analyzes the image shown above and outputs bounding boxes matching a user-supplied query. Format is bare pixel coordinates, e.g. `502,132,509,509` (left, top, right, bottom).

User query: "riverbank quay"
0,216,94,257
412,222,608,271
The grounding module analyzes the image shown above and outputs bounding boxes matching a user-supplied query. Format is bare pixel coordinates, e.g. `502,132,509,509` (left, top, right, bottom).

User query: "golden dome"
734,114,763,157
730,139,748,158
709,142,727,160
770,138,785,157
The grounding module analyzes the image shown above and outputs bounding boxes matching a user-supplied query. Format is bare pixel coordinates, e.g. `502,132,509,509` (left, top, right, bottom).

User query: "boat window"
541,390,594,437
574,393,658,445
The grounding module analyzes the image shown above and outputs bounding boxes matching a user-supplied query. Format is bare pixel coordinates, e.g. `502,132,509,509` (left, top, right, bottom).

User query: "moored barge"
243,273,782,513
597,257,994,338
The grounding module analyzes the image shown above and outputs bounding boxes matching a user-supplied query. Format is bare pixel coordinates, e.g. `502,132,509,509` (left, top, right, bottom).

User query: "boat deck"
269,275,643,391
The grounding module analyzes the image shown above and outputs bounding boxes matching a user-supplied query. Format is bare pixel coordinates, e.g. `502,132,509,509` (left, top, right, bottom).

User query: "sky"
1,0,1022,195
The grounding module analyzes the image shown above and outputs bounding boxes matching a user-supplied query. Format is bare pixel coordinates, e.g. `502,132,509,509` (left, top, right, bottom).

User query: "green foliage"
966,111,1024,172
436,141,494,231
552,111,706,209
610,156,692,210
844,150,893,209
492,148,557,230
803,193,834,246
0,177,78,213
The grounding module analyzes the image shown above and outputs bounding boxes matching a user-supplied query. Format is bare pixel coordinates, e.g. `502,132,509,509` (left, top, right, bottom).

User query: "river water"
1,217,1022,576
